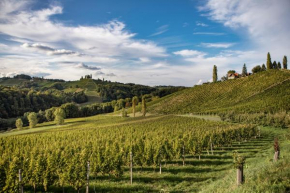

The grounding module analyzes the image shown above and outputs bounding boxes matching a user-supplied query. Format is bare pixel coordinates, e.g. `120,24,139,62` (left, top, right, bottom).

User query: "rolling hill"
146,70,290,114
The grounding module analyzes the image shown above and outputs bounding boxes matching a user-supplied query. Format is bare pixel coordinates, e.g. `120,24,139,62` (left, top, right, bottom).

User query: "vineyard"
146,70,290,114
0,115,261,192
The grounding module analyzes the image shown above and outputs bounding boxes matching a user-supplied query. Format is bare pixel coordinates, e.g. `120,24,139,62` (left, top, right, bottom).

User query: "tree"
54,108,65,125
283,56,287,69
132,96,139,117
272,61,277,69
261,64,266,71
15,118,23,129
242,64,247,76
28,112,38,128
266,52,272,69
45,109,54,121
277,62,282,69
122,108,127,117
252,65,262,73
213,65,218,82
141,96,147,117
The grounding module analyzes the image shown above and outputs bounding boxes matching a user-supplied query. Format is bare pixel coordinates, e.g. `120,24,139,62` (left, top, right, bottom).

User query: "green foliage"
0,85,87,119
233,151,245,169
45,108,54,121
141,96,147,117
147,70,290,115
262,63,267,71
54,108,65,125
283,55,287,69
28,112,38,128
15,118,23,129
121,108,127,117
273,61,278,69
0,115,257,192
252,65,262,73
267,52,273,69
242,63,247,76
278,61,282,69
213,65,218,82
227,70,236,74
132,96,139,117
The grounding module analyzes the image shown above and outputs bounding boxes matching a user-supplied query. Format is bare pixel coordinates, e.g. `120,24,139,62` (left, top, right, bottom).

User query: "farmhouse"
228,73,240,79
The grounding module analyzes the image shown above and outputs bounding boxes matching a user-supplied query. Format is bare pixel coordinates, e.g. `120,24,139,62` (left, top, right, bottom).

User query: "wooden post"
86,161,90,193
19,169,23,193
159,161,162,174
273,151,279,162
130,151,133,185
182,144,185,166
237,166,243,185
211,142,213,155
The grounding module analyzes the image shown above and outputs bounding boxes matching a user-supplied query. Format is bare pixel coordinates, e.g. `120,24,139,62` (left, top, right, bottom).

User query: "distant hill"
146,70,290,114
0,76,185,106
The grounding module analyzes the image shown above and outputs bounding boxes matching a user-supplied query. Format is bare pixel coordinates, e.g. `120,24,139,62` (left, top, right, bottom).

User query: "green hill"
147,70,290,114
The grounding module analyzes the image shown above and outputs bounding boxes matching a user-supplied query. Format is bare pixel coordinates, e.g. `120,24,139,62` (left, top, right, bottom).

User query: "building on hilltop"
228,73,240,79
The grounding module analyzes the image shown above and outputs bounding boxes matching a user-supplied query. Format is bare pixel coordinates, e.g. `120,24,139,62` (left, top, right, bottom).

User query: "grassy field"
1,114,289,193
144,70,290,114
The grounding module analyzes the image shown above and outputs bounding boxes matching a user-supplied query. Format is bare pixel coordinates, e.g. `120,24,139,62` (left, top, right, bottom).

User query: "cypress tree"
261,64,266,71
132,96,138,117
272,61,277,69
242,63,247,76
141,96,147,117
283,56,287,69
266,52,272,69
213,65,218,82
277,62,281,69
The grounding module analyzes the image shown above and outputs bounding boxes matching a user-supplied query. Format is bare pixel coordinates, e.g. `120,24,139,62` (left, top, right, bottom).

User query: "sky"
0,0,289,86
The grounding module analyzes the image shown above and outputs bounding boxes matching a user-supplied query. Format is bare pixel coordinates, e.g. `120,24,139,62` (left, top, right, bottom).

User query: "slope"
147,70,290,114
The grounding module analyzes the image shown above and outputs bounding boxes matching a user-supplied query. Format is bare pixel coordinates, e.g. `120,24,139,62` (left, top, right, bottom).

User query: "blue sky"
0,0,289,86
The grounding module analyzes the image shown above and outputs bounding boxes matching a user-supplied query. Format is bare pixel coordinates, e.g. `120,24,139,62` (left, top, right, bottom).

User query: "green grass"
146,70,290,114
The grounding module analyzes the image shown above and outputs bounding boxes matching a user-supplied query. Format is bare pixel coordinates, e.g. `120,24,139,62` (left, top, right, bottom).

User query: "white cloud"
196,21,208,27
200,0,290,59
201,43,235,48
173,50,207,57
150,25,169,37
0,1,166,59
193,32,225,35
139,57,151,63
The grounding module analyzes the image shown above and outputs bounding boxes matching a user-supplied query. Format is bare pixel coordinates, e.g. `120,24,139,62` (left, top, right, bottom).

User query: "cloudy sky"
0,0,289,86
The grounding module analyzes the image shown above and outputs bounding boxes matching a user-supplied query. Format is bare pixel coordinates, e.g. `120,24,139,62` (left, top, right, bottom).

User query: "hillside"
147,70,290,114
1,114,289,192
0,76,185,105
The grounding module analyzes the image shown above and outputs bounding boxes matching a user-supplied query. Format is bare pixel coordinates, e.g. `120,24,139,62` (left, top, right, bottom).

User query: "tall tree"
242,63,247,76
15,118,23,129
283,56,288,69
132,96,139,117
277,62,282,69
141,96,147,117
272,61,277,69
28,112,38,128
261,64,266,71
213,65,218,82
266,52,272,69
54,108,65,125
